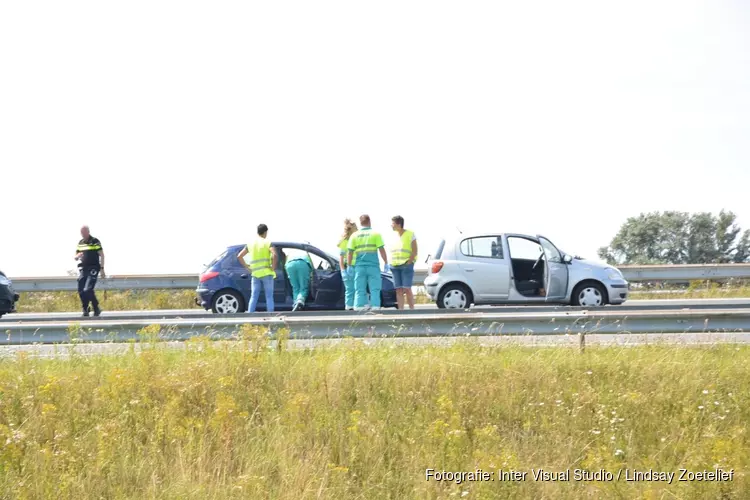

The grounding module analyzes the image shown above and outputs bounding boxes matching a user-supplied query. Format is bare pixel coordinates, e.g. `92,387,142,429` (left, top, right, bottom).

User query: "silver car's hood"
570,258,610,271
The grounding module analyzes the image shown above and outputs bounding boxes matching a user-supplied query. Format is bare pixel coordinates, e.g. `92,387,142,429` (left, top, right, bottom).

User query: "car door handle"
465,268,474,272
240,274,248,279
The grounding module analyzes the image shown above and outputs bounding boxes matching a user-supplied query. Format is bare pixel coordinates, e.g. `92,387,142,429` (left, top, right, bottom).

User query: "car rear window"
434,240,445,260
204,249,229,270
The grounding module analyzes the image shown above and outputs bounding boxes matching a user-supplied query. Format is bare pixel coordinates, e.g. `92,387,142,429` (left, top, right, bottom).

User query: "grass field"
0,335,747,499
12,284,750,313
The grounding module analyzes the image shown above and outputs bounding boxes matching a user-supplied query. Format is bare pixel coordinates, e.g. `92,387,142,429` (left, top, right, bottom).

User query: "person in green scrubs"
284,248,314,311
338,219,358,310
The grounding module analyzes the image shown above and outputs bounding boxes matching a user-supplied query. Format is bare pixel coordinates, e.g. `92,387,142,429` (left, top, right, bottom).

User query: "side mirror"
563,254,573,263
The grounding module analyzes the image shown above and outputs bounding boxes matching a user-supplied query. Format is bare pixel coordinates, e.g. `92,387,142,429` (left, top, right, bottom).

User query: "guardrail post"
578,331,585,353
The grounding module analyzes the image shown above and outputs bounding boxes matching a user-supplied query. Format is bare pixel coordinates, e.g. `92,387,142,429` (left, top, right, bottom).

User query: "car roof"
228,241,315,249
445,232,541,239
225,241,335,258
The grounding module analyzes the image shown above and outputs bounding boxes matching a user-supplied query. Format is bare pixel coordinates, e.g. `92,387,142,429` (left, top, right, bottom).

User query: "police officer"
74,225,105,317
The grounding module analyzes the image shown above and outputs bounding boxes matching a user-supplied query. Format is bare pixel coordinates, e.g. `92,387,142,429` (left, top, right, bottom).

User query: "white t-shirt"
391,231,417,244
284,248,310,261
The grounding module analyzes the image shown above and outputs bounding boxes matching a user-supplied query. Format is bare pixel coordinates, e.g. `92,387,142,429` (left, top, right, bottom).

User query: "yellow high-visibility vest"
348,228,384,265
248,239,275,278
390,230,416,266
339,238,357,267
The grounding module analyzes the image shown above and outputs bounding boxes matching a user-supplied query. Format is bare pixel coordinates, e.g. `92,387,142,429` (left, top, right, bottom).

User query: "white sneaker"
345,306,354,311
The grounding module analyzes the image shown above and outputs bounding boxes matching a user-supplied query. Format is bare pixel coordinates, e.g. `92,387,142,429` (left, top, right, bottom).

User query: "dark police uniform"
76,236,103,315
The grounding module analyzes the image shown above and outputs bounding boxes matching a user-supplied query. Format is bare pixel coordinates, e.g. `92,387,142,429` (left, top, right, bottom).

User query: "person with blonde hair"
338,218,358,310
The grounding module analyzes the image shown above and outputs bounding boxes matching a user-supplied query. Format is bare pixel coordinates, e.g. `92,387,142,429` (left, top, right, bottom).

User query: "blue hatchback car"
196,241,398,313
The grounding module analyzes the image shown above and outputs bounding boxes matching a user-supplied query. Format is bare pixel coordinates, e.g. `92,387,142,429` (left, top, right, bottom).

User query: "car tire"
211,289,244,314
572,282,608,307
437,283,471,309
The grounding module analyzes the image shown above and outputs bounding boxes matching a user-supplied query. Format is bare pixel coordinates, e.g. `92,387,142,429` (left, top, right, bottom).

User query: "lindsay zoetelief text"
425,468,735,484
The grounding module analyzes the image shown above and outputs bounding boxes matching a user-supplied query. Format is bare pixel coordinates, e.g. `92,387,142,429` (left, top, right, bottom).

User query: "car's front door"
306,249,343,307
537,235,569,301
456,235,510,301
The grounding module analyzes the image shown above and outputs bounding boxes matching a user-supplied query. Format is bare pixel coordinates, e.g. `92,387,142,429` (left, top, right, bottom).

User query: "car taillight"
431,261,444,273
199,271,219,283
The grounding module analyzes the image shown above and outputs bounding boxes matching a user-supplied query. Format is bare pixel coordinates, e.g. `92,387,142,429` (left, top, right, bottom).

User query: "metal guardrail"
8,263,750,292
1,308,749,344
10,274,198,292
4,300,748,324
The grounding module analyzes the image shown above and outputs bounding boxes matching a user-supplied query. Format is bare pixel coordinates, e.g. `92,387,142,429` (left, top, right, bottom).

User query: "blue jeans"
342,267,355,308
248,275,274,312
391,263,414,289
354,265,381,309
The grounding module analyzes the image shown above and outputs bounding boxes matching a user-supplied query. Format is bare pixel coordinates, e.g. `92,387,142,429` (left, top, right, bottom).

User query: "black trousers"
77,267,100,311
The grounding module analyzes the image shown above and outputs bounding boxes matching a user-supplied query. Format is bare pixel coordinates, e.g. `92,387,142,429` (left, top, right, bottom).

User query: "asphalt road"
4,298,750,323
0,332,747,358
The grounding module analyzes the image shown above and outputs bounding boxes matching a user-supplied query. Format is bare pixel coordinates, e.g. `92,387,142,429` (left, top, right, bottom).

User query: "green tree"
598,210,750,265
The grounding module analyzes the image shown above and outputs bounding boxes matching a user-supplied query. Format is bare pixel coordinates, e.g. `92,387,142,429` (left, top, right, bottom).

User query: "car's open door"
537,235,569,301
305,247,343,307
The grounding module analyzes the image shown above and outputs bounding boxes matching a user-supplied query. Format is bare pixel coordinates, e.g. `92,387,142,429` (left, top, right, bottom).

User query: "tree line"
598,210,750,265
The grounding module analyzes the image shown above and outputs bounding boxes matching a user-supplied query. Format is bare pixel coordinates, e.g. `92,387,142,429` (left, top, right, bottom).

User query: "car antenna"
456,226,463,234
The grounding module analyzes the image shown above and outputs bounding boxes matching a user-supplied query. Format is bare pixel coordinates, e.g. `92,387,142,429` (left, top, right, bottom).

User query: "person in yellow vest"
390,215,418,309
237,223,278,312
338,218,358,310
284,248,314,311
347,214,388,311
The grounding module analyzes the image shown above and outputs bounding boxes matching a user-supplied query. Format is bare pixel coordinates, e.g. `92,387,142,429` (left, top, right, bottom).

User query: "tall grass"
0,336,747,498
13,283,750,314
16,290,198,313
630,284,750,300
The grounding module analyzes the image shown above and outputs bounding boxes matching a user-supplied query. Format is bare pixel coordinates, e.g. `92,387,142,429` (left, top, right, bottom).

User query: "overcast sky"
1,1,748,276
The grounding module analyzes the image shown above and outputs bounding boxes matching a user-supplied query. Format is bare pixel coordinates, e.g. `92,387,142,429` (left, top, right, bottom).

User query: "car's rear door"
537,235,569,301
237,244,287,308
231,246,255,303
273,245,294,307
456,235,510,301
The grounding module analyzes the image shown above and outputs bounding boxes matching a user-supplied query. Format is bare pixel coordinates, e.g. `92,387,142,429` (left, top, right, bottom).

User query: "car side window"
539,239,562,263
274,248,285,270
459,236,504,259
507,237,542,260
308,253,333,271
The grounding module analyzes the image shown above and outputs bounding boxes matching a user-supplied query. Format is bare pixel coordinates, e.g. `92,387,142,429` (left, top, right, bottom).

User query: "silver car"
423,232,629,308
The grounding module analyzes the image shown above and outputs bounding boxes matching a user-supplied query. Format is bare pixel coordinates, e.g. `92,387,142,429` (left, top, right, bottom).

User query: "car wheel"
573,282,607,307
437,284,471,309
211,289,244,314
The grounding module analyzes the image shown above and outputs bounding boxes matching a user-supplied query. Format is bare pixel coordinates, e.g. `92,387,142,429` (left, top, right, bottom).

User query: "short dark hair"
359,214,371,226
392,215,404,227
257,224,268,236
